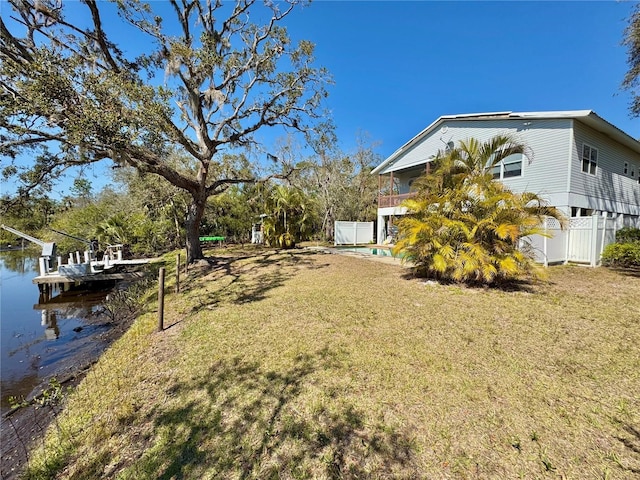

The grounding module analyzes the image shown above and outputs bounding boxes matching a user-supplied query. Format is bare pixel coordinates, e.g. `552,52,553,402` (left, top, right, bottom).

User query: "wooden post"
175,254,180,294
390,171,394,196
158,267,165,332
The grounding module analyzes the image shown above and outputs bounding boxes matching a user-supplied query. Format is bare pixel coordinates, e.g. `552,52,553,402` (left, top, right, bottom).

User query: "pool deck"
306,245,410,267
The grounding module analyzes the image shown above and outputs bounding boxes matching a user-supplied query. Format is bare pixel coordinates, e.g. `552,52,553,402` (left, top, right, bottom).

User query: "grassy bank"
24,247,640,479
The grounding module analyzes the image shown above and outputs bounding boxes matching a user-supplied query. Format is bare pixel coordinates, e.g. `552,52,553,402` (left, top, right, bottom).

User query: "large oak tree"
0,0,330,262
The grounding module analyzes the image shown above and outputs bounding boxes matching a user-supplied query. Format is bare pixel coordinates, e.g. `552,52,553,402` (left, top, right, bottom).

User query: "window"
582,144,597,175
623,161,638,178
490,153,522,180
571,207,594,217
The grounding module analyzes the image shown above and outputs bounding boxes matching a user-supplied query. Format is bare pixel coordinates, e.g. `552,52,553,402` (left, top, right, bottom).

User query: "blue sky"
283,1,638,157
2,0,638,197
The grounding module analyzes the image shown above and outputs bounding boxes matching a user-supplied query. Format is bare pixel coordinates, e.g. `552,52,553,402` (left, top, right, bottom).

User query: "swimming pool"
335,246,398,257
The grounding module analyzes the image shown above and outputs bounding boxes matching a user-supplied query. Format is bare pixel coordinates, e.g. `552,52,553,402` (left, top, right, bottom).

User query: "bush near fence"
601,227,640,268
616,227,640,244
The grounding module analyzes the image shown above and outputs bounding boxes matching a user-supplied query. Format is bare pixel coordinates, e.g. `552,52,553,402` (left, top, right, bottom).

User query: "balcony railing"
378,193,415,208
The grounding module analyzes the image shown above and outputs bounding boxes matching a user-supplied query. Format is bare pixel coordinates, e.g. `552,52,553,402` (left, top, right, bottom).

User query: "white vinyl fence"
334,221,374,246
521,214,624,267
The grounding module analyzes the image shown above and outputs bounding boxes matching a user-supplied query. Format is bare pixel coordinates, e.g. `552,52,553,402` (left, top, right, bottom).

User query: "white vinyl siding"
571,122,640,216
380,118,572,199
377,115,640,219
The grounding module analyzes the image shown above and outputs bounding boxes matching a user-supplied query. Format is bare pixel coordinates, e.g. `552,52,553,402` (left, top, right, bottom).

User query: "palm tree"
263,185,316,248
393,135,565,285
94,214,131,247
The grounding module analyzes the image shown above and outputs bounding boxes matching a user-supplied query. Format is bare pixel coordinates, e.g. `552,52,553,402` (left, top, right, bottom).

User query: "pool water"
336,246,398,257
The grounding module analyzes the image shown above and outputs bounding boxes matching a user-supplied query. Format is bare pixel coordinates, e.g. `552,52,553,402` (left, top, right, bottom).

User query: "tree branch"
84,0,121,72
205,168,294,197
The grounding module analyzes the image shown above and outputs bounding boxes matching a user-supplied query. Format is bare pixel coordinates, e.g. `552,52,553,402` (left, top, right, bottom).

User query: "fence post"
599,216,609,264
564,217,571,264
353,222,357,246
590,213,599,267
158,267,165,332
175,254,180,294
541,217,548,267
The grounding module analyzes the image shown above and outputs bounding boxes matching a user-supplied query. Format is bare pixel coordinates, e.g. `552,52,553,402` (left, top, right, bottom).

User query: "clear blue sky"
2,0,638,197
283,1,638,158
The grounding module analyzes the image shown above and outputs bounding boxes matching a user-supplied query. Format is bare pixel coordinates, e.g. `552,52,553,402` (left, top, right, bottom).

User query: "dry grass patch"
24,247,640,479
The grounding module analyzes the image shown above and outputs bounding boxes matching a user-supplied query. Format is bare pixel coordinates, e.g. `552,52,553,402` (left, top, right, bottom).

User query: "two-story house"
372,110,640,246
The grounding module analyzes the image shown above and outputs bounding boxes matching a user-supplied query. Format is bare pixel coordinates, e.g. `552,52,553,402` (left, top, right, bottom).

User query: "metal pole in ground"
158,267,165,332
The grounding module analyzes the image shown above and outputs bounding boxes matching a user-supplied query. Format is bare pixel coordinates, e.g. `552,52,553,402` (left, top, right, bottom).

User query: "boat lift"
2,225,154,298
1,224,57,275
1,224,124,276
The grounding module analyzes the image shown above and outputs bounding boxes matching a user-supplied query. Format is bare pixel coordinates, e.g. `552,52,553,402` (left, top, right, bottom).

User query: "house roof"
371,110,640,174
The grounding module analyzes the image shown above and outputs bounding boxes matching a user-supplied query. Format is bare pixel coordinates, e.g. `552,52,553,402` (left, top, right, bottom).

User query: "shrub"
601,242,640,268
616,227,640,244
393,135,566,285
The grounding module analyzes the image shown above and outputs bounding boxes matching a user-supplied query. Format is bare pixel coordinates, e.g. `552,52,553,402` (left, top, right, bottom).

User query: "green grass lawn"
26,247,640,479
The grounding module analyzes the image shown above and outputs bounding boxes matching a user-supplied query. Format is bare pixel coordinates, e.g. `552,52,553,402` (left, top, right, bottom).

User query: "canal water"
1,250,112,414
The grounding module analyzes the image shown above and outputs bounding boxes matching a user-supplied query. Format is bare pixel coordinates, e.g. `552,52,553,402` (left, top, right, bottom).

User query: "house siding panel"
498,119,571,199
381,118,573,204
571,122,640,215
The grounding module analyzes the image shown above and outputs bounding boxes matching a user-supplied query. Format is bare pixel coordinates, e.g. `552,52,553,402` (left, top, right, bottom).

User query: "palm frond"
392,134,558,284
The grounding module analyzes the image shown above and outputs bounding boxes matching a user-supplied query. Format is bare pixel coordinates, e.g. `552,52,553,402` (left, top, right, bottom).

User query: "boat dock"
33,269,148,285
1,224,161,296
33,259,157,298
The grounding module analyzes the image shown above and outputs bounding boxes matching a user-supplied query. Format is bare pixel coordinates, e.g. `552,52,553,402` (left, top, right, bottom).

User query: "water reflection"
0,246,38,274
1,251,111,413
41,309,60,340
35,288,108,340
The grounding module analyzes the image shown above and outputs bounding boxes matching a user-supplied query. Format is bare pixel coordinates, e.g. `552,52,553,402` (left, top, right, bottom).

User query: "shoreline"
0,308,136,480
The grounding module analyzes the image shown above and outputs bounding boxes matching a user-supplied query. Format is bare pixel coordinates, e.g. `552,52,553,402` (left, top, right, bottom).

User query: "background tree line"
0,136,380,254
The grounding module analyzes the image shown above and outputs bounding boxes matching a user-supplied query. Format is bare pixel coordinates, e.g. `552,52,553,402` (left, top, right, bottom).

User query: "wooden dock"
32,257,161,298
32,270,147,285
33,271,149,298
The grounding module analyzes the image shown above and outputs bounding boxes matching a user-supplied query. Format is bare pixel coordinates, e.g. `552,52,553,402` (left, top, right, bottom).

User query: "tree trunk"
324,208,335,241
185,195,206,263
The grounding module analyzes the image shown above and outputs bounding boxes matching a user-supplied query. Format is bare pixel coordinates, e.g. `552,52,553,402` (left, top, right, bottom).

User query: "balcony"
378,192,416,208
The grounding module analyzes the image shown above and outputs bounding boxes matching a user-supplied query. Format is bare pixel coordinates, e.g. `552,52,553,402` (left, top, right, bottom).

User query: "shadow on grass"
184,249,330,313
400,268,539,293
614,421,640,475
606,266,640,279
126,349,417,479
